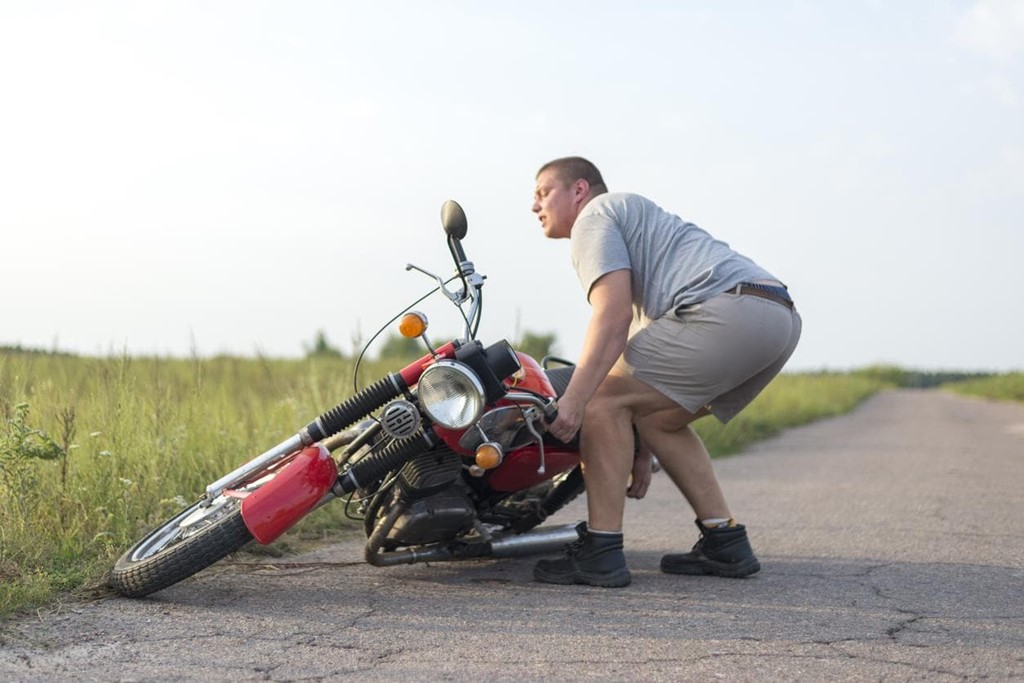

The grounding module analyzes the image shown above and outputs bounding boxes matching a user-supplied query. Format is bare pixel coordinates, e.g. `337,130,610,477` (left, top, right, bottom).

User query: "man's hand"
547,395,584,443
626,443,654,499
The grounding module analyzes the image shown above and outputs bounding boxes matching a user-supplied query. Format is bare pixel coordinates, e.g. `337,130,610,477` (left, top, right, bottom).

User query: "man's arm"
547,268,633,442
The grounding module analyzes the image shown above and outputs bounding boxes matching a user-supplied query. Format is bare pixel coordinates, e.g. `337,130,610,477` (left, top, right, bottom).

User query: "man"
531,157,801,587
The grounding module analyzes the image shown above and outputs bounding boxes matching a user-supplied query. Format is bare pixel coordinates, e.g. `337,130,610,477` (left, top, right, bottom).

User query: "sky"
2,1,1022,372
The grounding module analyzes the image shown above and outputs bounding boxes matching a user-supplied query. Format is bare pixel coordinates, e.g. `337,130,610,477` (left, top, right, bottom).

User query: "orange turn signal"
398,311,429,339
475,442,503,470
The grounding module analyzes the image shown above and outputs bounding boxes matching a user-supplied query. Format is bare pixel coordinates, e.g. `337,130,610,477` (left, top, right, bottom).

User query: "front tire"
110,497,254,598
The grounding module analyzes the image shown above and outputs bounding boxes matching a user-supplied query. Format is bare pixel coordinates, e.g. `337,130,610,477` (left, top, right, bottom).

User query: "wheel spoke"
130,497,238,561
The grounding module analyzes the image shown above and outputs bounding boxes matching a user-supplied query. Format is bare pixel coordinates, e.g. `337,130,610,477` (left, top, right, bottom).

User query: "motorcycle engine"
380,447,476,547
396,447,462,500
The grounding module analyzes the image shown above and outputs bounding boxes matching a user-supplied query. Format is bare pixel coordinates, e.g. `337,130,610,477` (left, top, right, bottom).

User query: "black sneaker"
660,519,761,578
533,522,632,587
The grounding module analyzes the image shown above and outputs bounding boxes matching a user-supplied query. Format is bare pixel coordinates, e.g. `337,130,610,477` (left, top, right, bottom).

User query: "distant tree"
517,331,557,362
376,333,424,361
853,364,994,388
304,330,343,358
0,344,76,358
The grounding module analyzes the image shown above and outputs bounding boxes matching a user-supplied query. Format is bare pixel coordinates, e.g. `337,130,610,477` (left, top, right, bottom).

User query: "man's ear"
573,178,591,201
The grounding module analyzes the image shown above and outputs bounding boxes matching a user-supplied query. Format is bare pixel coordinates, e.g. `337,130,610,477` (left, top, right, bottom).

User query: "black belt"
726,282,794,309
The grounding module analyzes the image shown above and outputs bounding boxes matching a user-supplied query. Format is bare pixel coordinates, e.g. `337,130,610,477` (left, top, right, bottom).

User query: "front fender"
240,444,337,544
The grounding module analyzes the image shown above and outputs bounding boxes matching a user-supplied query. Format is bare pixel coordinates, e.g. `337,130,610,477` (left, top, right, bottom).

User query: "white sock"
701,517,733,529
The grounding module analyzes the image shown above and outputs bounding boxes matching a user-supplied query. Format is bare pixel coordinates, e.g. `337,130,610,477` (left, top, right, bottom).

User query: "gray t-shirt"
570,192,777,322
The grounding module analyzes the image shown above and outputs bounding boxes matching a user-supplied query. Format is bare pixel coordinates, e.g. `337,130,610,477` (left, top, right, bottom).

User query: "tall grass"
1,352,888,617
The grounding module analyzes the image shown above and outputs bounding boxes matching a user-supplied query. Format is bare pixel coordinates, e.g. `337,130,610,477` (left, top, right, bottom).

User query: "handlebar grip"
543,402,558,425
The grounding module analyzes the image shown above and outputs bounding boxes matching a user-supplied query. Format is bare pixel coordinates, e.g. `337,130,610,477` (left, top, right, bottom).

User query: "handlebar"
406,236,485,343
502,391,559,429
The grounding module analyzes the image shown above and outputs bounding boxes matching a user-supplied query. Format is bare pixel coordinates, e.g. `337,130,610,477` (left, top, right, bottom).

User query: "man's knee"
585,377,634,420
636,405,706,435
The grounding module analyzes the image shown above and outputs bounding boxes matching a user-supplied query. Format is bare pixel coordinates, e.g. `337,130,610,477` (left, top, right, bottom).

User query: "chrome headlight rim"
416,360,486,430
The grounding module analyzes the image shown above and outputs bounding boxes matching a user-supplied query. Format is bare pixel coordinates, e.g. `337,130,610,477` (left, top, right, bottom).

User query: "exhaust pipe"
490,523,581,558
364,522,583,567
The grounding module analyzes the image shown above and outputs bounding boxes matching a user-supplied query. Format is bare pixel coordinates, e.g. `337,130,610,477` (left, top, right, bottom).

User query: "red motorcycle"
110,200,587,598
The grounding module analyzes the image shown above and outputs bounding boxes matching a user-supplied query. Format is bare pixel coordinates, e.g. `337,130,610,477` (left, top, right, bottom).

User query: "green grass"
1,351,891,617
942,372,1024,403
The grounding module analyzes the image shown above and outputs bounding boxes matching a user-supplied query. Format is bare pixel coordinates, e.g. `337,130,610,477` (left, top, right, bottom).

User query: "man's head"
532,156,608,239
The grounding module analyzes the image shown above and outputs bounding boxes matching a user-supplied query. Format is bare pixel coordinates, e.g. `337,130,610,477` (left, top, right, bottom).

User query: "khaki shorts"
615,291,802,423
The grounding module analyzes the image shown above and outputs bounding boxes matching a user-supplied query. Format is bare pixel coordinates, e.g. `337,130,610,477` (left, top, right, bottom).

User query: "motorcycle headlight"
416,360,486,429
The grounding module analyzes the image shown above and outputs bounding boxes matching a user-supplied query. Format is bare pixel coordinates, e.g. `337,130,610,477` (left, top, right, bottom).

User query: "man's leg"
634,407,730,520
635,405,760,578
577,385,637,533
531,376,636,586
533,369,676,587
577,369,688,531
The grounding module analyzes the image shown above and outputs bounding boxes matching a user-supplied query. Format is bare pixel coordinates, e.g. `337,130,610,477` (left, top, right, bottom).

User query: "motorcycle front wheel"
109,494,253,598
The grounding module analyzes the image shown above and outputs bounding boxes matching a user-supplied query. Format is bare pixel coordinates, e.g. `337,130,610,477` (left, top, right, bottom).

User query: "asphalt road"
2,389,1023,681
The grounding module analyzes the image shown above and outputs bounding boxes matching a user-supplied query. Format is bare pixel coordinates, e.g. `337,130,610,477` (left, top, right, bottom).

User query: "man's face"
532,169,579,239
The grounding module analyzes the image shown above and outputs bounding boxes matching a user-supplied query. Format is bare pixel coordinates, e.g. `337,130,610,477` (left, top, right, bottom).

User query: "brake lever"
522,415,547,476
405,263,463,304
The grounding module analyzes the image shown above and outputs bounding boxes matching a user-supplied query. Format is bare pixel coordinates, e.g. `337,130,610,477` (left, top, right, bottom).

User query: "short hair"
537,156,608,196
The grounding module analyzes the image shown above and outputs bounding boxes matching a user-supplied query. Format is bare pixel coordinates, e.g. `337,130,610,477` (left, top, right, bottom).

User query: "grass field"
0,351,926,617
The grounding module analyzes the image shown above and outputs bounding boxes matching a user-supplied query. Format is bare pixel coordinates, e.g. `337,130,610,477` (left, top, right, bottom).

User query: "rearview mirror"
440,200,468,240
